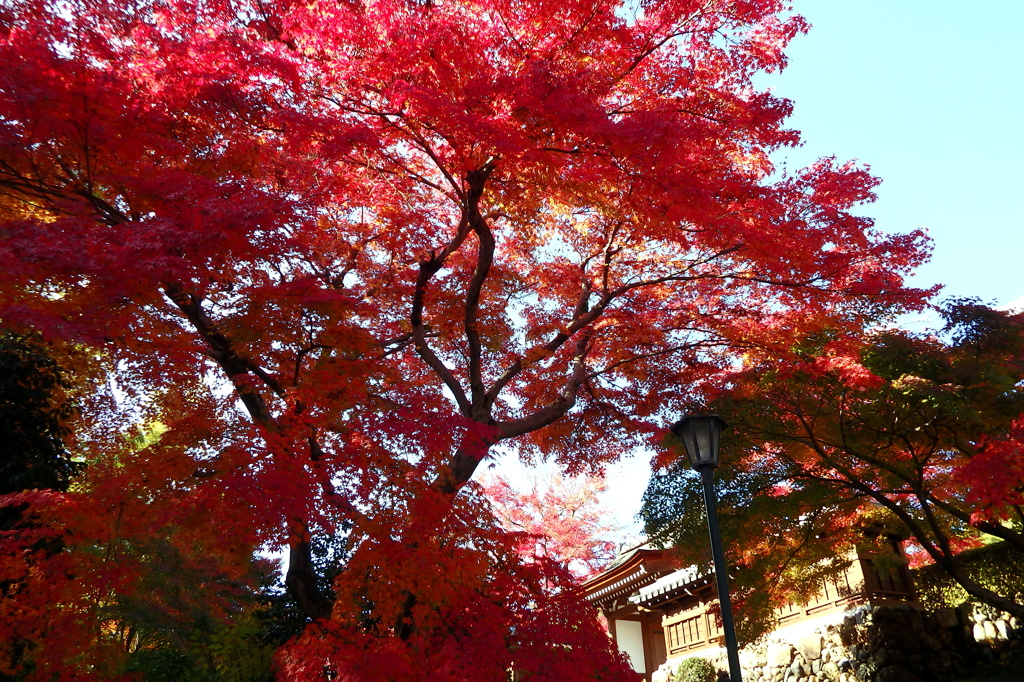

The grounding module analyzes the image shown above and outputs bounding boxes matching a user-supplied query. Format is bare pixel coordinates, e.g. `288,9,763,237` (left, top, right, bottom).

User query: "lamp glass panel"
696,420,715,465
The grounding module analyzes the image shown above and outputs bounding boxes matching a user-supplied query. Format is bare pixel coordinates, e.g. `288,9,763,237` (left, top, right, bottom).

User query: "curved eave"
582,549,675,608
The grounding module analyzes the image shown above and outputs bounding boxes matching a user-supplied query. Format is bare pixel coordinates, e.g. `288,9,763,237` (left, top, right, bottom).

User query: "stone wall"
655,604,1022,682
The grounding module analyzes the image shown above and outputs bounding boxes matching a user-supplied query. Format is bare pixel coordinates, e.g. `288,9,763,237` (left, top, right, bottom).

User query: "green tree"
642,301,1024,634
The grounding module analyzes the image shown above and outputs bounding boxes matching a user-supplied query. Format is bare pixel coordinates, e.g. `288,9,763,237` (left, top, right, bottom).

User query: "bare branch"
163,283,278,424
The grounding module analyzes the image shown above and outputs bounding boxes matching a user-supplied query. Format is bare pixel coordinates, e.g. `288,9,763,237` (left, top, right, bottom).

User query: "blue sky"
764,0,1024,310
591,0,1024,531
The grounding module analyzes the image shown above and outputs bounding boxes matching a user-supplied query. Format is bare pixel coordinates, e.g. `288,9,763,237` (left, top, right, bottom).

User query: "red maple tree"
0,0,931,677
484,472,621,580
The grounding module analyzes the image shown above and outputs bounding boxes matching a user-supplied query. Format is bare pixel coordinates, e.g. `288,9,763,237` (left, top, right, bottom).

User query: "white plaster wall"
613,620,646,674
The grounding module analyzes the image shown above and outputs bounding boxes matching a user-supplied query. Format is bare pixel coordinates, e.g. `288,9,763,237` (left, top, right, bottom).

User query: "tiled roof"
582,547,675,607
630,563,714,607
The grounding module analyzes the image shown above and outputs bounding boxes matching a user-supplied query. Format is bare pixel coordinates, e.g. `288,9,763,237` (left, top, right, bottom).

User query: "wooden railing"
664,606,723,656
661,553,917,655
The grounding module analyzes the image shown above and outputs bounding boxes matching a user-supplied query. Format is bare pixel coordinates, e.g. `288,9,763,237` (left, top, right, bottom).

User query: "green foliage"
194,617,276,682
860,299,1024,433
0,332,79,497
914,542,1024,612
643,300,1024,631
105,542,226,642
642,448,859,642
942,297,1024,351
124,617,275,682
100,532,282,680
124,649,207,682
670,656,716,682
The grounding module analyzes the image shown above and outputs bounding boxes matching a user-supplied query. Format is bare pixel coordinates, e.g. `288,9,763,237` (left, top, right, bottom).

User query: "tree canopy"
641,300,1024,638
0,0,931,677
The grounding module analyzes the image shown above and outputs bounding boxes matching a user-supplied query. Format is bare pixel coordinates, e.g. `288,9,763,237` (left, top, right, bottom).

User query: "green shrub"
671,657,716,682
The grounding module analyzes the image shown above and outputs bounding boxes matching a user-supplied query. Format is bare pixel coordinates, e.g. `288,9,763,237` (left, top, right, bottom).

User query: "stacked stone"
677,603,1024,682
959,602,1022,656
655,604,1022,682
702,628,861,682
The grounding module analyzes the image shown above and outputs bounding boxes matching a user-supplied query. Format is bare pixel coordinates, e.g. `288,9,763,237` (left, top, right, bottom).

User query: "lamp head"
669,414,728,470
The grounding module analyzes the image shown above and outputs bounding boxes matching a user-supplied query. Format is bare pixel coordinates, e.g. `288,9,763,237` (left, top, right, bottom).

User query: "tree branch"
463,160,498,418
497,327,592,439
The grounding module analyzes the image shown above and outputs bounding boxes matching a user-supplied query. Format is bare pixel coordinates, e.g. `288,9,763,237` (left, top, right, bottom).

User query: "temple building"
581,537,917,681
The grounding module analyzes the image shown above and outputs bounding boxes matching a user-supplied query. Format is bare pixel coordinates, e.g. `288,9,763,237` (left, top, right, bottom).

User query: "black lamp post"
670,414,743,682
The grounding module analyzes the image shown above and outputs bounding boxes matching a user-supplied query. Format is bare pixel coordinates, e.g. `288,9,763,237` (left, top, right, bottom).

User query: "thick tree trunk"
286,527,333,621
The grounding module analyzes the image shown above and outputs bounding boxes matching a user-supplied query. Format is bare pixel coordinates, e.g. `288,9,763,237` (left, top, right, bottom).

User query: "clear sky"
764,0,1024,309
595,0,1024,531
